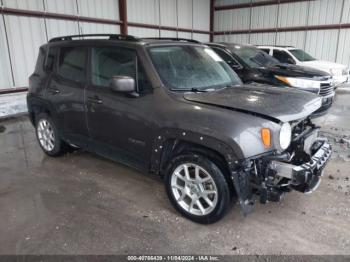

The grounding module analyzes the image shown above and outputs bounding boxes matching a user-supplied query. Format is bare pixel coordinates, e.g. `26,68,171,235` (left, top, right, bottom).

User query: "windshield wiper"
224,84,239,88
191,87,231,92
171,85,234,92
170,87,213,92
191,88,211,92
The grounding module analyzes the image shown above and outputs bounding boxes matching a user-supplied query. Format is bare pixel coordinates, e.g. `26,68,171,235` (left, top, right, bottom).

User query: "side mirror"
227,61,242,69
110,76,136,93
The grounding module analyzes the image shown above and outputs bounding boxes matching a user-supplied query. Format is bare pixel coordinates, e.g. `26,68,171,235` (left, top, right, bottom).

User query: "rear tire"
35,113,68,157
164,153,231,224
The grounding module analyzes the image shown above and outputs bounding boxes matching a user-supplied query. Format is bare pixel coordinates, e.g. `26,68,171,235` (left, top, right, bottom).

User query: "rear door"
47,45,89,147
85,45,155,169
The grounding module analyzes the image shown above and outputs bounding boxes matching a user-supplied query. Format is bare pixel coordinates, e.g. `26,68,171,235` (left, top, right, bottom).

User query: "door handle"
48,87,60,95
88,96,103,104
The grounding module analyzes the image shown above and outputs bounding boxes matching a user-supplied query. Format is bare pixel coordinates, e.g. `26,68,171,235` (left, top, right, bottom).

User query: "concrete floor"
0,90,349,255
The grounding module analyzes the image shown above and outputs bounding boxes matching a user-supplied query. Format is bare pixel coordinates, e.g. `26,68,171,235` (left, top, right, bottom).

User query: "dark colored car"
27,34,332,224
207,43,335,116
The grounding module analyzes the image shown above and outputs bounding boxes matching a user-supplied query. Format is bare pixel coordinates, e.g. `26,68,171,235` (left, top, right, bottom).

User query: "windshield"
289,49,316,62
231,46,279,68
148,46,242,91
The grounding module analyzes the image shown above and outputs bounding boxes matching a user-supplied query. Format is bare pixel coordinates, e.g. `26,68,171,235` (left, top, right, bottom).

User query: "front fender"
149,128,244,174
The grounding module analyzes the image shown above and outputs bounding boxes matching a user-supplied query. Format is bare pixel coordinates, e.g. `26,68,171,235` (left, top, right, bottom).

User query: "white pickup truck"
257,45,349,87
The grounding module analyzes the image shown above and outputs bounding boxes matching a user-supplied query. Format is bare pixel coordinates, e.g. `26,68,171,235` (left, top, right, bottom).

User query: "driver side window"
213,48,240,67
92,47,136,87
273,50,295,64
91,47,152,93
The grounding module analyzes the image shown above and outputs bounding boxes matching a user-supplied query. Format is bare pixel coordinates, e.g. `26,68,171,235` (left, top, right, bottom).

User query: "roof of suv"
208,42,262,51
48,34,203,47
256,45,298,50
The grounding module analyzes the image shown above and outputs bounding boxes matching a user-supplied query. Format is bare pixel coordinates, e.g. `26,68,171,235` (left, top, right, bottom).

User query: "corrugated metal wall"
214,0,350,67
127,0,210,39
0,0,120,89
0,0,210,90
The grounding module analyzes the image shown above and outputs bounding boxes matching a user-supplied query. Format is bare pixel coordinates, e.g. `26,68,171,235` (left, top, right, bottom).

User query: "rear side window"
34,47,46,73
273,50,294,64
260,48,270,54
57,47,87,83
45,46,58,72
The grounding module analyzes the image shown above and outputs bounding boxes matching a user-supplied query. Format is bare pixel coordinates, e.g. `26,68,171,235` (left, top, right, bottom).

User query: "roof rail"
256,45,295,48
142,37,200,43
49,34,139,43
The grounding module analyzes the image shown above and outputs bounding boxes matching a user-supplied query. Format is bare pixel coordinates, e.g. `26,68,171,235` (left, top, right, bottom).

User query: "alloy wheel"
170,163,218,216
37,119,55,152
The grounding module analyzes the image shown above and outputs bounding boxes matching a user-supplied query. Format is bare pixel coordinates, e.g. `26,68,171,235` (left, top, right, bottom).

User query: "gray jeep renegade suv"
27,34,332,224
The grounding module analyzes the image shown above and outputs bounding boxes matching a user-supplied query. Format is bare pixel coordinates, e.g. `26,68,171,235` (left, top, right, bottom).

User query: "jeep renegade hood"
183,85,322,123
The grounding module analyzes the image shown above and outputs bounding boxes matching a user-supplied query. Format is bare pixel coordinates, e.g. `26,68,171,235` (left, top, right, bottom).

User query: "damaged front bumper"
269,140,332,194
233,136,332,215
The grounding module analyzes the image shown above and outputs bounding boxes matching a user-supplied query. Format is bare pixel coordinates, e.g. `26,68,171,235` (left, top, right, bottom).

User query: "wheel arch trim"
150,128,244,174
27,96,58,125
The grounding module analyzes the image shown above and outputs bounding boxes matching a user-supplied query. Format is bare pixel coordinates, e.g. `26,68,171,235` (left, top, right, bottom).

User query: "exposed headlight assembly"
279,122,292,150
260,123,291,151
275,75,320,90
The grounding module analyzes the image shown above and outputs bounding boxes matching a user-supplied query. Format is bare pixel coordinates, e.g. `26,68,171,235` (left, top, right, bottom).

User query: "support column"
209,0,215,42
119,0,128,35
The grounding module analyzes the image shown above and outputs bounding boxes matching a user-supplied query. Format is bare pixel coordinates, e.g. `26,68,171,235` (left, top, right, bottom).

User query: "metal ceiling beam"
1,7,211,35
214,23,350,35
1,7,123,25
215,0,314,11
128,22,210,35
0,87,28,94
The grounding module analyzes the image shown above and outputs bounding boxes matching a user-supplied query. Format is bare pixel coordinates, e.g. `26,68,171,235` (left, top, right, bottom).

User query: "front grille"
319,82,334,97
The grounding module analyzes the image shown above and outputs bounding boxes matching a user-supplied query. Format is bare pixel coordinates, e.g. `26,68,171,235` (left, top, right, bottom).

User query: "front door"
85,46,155,169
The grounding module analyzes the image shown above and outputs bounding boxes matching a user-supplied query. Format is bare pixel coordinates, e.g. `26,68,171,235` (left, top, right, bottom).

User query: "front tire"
164,153,231,224
35,113,68,157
